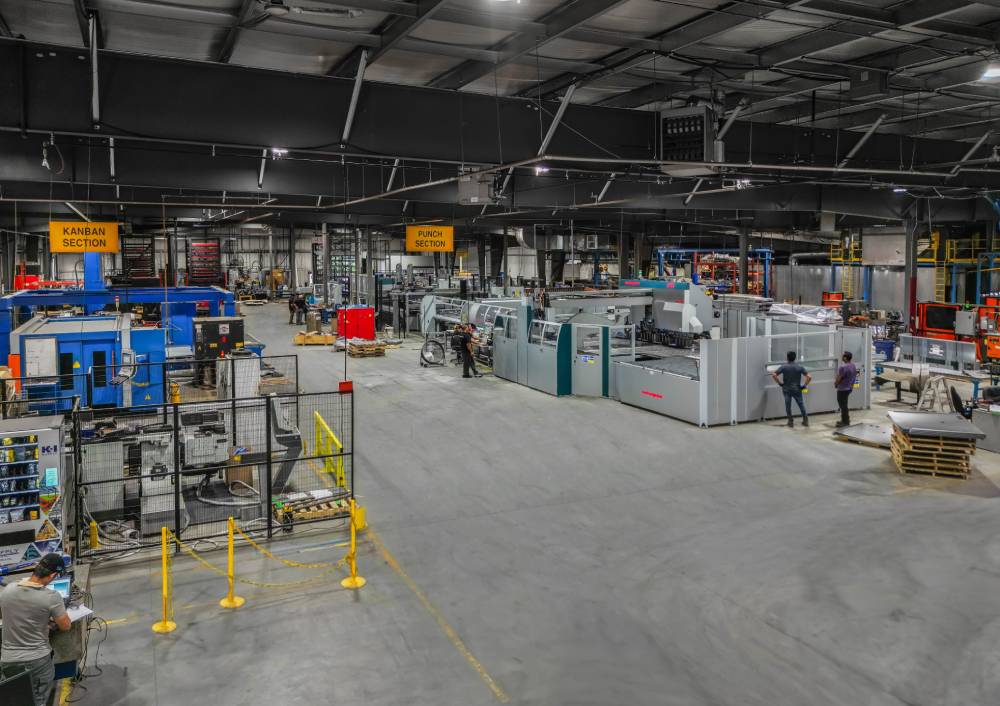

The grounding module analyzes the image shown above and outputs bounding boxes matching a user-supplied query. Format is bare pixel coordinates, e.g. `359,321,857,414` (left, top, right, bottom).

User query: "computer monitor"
47,577,71,600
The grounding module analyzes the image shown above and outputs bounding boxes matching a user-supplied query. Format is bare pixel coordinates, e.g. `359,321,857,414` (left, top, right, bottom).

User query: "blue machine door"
85,343,117,407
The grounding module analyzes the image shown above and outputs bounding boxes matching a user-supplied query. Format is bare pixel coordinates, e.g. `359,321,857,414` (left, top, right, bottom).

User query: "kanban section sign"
49,222,120,253
405,225,454,252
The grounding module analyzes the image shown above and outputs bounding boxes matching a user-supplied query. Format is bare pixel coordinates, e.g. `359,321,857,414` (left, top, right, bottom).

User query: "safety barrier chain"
152,500,366,634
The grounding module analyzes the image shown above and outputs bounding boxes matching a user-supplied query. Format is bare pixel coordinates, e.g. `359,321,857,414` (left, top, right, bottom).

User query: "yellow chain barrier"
233,522,338,569
151,502,367,634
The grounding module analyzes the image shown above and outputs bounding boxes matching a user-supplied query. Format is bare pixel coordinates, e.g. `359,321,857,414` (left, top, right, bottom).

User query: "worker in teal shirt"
772,351,812,428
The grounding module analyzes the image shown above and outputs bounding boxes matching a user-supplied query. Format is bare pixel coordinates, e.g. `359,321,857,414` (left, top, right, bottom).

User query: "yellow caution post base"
341,575,367,590
152,620,177,634
219,595,245,609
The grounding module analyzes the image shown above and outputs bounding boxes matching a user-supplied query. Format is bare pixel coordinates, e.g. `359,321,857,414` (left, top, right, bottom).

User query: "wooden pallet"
891,426,976,454
294,332,334,345
347,343,386,358
890,428,972,479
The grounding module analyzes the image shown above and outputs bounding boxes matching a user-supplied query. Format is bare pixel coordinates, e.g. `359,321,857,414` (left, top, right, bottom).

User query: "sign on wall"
49,221,120,253
406,225,454,252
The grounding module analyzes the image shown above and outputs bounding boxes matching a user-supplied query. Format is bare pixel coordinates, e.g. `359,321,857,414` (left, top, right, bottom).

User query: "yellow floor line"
367,527,510,703
59,678,71,704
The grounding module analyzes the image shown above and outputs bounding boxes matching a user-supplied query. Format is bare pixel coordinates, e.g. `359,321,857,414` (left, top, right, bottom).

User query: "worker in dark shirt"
294,294,308,325
772,350,812,428
287,295,297,325
461,324,482,379
834,350,859,427
0,554,71,706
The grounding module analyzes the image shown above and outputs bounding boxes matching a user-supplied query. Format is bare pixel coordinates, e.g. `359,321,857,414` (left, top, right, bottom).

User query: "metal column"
287,224,296,290
738,227,749,295
322,223,331,306
903,207,920,333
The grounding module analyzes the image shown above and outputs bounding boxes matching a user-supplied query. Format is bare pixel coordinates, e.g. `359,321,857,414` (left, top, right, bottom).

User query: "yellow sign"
49,221,120,253
406,225,454,252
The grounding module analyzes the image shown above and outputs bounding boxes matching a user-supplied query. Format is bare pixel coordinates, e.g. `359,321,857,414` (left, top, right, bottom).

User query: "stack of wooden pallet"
887,411,984,480
293,330,334,345
347,338,386,357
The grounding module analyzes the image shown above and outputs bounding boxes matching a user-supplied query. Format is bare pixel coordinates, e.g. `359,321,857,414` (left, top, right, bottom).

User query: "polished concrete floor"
76,304,1000,706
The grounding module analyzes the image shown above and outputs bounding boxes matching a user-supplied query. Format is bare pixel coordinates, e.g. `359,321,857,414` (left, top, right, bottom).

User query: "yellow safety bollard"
219,517,245,609
340,498,366,590
152,526,177,633
89,520,99,550
169,382,181,404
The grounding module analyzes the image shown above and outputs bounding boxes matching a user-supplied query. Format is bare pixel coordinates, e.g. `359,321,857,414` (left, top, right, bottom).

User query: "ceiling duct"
660,105,724,178
457,167,499,206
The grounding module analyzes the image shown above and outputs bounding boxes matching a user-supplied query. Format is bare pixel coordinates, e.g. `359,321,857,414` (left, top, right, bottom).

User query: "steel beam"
429,0,631,90
217,0,257,64
0,10,13,39
331,0,449,77
341,49,368,145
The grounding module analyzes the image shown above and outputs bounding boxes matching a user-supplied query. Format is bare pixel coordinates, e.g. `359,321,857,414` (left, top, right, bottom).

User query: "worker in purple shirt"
834,350,858,428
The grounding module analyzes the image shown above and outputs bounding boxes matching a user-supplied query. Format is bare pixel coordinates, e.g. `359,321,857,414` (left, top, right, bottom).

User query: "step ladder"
842,266,856,300
916,375,951,412
934,263,947,302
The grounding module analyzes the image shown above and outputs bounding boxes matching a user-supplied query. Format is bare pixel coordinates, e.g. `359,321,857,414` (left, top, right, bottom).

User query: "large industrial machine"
913,301,1000,363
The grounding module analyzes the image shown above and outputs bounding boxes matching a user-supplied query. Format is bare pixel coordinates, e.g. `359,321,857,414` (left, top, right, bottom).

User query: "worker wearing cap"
0,554,71,705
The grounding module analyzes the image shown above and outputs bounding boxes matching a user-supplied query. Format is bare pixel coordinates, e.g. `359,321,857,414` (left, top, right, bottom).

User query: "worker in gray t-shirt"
0,554,71,706
772,350,813,428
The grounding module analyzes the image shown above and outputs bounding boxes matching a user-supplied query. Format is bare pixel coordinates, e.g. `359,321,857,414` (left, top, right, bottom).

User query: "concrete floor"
75,304,1000,706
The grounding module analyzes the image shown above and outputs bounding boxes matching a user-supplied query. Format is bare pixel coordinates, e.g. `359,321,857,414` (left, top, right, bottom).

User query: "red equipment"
337,307,375,340
821,291,845,307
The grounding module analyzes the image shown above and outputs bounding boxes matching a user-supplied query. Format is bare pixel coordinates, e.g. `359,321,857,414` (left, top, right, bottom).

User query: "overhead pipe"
89,17,99,128
948,130,992,178
837,114,886,169
716,97,748,141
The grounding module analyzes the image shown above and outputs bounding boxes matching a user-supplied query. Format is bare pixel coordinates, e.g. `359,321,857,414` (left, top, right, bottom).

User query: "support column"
502,228,509,294
903,202,922,333
288,224,297,290
322,223,331,306
166,222,176,287
551,251,566,283
738,227,749,295
477,237,486,290
617,232,626,285
536,249,547,286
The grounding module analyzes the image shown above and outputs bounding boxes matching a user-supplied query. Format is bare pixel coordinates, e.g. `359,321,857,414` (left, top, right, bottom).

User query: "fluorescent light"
981,64,1000,80
534,165,550,175
271,147,288,158
892,187,906,193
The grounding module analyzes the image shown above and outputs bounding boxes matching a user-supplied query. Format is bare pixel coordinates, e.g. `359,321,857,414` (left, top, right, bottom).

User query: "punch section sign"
406,225,454,252
49,221,120,253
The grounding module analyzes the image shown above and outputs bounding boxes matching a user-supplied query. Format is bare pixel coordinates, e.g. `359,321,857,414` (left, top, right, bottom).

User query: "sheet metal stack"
887,411,985,479
347,338,386,357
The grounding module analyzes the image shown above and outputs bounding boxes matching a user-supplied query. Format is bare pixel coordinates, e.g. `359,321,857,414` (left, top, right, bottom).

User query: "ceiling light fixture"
534,165,550,175
981,63,1000,80
271,147,288,158
892,187,906,193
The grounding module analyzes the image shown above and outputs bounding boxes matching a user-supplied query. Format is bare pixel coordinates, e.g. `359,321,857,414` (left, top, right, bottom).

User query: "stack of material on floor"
293,330,334,345
347,338,386,357
887,411,985,479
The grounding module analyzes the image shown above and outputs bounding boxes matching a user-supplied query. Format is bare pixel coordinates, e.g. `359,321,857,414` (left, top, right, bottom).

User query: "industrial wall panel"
862,234,906,266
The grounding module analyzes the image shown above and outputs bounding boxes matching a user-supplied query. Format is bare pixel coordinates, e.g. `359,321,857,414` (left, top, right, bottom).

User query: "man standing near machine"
0,554,71,706
834,351,858,428
772,351,812,428
462,324,482,379
288,294,297,325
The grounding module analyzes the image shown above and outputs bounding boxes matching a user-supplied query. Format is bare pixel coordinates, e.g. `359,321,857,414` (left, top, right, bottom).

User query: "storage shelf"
0,489,39,497
0,474,40,482
1,502,40,512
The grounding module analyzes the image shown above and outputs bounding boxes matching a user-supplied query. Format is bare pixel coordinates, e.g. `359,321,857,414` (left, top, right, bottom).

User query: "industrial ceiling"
3,0,1000,241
